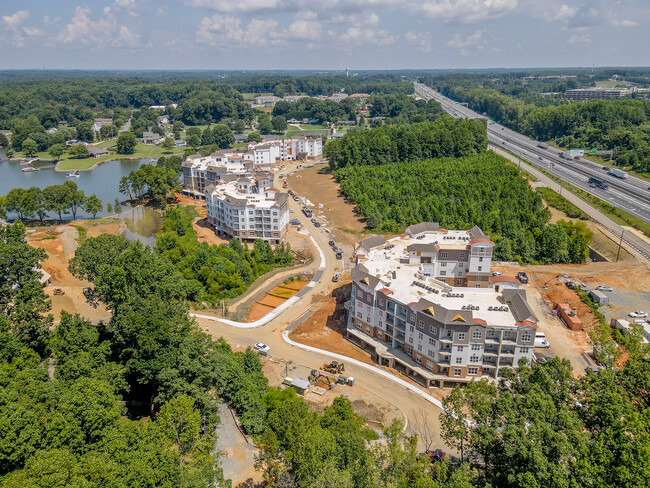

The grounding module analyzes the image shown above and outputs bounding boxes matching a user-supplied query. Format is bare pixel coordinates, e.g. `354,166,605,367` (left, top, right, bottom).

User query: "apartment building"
564,88,632,100
347,223,538,387
205,178,288,243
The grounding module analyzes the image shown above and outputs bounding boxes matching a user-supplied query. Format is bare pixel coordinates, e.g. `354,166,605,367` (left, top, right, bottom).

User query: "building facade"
347,223,538,387
564,88,631,100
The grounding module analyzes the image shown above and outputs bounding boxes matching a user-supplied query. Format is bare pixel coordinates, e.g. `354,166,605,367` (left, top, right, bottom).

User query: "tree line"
156,206,293,304
334,152,591,264
118,156,182,207
324,118,488,171
427,82,650,173
0,181,103,221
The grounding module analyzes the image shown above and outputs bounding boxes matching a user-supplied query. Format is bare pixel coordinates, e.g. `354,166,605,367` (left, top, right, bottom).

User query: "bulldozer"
308,369,334,390
322,361,345,374
53,288,65,296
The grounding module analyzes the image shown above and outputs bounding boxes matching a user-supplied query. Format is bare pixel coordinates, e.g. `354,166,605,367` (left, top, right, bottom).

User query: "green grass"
537,187,589,220
594,80,634,88
51,144,183,171
241,92,274,101
298,124,326,130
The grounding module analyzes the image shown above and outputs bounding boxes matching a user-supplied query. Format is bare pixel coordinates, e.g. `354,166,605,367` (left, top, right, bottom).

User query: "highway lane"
414,82,650,225
414,82,650,260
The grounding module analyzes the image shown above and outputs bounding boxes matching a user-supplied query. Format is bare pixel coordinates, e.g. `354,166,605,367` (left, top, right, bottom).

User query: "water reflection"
120,206,163,247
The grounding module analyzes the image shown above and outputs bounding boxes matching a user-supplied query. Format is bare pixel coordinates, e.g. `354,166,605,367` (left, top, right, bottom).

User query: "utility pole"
616,229,624,262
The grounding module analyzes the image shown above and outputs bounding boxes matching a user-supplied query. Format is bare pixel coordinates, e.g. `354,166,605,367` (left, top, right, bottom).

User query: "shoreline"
7,151,182,173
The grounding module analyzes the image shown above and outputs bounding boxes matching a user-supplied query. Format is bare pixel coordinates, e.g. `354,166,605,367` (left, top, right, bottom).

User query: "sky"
0,0,648,70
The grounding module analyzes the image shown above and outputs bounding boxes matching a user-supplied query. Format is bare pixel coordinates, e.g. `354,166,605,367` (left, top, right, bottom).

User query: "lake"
0,155,157,219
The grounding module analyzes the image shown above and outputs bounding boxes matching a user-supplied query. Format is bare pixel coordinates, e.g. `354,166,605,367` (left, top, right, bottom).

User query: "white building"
205,178,289,243
347,223,538,387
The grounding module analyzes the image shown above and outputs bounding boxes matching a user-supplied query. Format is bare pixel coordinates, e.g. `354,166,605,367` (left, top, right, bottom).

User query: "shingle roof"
503,289,537,323
406,243,438,253
406,222,439,236
356,235,386,253
350,266,381,289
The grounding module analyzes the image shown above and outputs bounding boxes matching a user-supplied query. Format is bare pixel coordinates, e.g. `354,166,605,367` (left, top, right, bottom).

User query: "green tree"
272,115,287,132
0,133,9,147
64,181,86,219
161,137,173,152
22,138,38,157
43,184,71,221
48,143,66,161
247,131,261,143
75,122,94,143
116,132,137,154
83,195,103,218
4,188,27,220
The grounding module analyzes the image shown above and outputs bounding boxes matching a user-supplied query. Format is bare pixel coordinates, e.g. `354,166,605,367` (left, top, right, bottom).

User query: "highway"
414,82,650,260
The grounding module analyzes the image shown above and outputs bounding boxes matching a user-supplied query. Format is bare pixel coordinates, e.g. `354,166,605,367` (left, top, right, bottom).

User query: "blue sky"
0,0,648,70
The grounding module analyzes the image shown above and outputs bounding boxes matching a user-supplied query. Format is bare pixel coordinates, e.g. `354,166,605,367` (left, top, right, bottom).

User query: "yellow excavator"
322,361,345,374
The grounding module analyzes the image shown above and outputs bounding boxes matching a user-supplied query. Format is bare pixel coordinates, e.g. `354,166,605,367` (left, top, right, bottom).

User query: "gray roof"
350,266,381,289
503,289,537,323
407,243,438,253
205,184,216,194
406,222,439,236
224,196,247,206
87,146,107,155
469,225,487,240
414,299,472,325
356,235,386,253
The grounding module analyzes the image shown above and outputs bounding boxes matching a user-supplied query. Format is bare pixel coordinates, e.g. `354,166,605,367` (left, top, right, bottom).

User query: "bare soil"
246,280,309,321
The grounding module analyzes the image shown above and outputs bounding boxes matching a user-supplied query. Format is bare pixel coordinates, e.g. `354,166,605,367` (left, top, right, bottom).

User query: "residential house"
92,118,113,133
87,146,109,158
142,131,162,145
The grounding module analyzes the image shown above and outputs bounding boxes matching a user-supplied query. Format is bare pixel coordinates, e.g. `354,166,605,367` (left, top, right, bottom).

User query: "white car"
629,311,648,319
254,343,270,353
492,271,502,276
595,285,613,292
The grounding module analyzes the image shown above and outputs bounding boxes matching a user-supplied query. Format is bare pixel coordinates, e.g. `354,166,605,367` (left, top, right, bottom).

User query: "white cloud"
340,26,397,45
415,0,518,23
612,19,638,27
197,14,281,48
43,15,61,25
2,10,30,30
114,0,139,17
287,18,322,41
446,29,487,55
22,26,43,37
568,33,591,45
405,31,432,53
56,6,140,48
189,0,280,13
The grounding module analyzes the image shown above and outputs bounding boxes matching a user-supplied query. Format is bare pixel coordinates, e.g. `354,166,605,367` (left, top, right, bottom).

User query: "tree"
272,115,287,132
43,184,71,221
64,181,85,219
21,138,38,157
410,408,436,452
75,122,94,142
83,195,103,218
116,132,137,154
0,133,9,147
48,143,66,161
4,188,27,220
161,137,174,152
68,144,90,159
99,123,117,140
212,124,234,149
259,116,273,134
114,198,122,214
106,202,113,214
247,132,261,143
119,176,133,200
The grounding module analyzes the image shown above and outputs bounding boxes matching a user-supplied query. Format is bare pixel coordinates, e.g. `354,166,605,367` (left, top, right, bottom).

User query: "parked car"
311,218,317,224
328,240,336,247
290,219,300,225
332,246,340,253
629,311,648,318
595,285,613,292
516,272,529,284
254,343,270,353
332,273,340,283
492,271,501,276
314,222,321,228
427,449,446,463
335,252,342,260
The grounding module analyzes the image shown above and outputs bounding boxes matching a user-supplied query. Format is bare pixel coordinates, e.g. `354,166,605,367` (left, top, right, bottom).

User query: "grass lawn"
298,124,326,130
241,92,274,100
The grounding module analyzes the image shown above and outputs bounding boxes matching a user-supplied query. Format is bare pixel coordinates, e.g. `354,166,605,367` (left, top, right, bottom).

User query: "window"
417,344,422,352
472,330,482,340
456,357,463,364
409,326,414,333
407,347,412,355
441,252,448,258
358,291,364,300
456,279,463,286
471,344,482,351
468,367,478,375
480,247,485,253
520,347,529,354
457,345,464,352
415,356,422,364
429,338,436,346
410,313,415,322
521,334,531,342
440,271,447,276
479,257,483,262
366,326,371,334
460,252,465,258
454,368,462,377
470,355,479,363
378,298,384,306
457,333,466,340
475,284,481,288
428,350,435,358
476,276,482,281
418,332,423,340
478,266,482,271
379,321,382,328
429,325,437,334
427,360,434,370
441,262,447,267
418,320,424,329
356,312,362,319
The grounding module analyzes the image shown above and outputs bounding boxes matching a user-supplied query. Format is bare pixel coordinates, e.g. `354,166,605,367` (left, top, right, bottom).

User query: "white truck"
608,168,628,179
534,332,550,348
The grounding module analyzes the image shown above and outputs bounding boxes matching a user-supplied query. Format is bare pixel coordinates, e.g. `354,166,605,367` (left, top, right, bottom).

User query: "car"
332,246,340,253
595,285,613,292
501,127,505,130
293,196,300,201
254,343,270,353
289,209,294,213
311,218,317,223
332,273,340,283
427,449,446,463
501,141,506,145
516,272,529,284
328,240,336,247
314,222,321,227
602,166,609,171
335,252,342,260
629,311,648,318
492,271,501,276
538,156,543,160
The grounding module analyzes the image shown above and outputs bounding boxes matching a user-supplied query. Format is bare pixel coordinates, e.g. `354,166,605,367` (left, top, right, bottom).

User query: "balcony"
483,358,497,366
500,348,515,356
483,349,499,357
396,332,406,342
438,358,450,365
485,336,500,344
386,315,395,326
439,336,453,344
395,320,406,331
502,336,517,344
439,348,452,355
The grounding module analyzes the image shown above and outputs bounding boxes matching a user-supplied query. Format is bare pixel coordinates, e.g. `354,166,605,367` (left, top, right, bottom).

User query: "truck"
534,332,550,349
589,177,609,190
608,168,628,179
537,142,549,149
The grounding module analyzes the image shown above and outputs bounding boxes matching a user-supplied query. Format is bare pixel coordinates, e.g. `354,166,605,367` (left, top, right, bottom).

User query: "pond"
120,206,164,247
0,154,157,219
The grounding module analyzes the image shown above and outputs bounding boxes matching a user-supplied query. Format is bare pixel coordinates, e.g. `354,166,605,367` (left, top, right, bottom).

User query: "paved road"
414,82,650,260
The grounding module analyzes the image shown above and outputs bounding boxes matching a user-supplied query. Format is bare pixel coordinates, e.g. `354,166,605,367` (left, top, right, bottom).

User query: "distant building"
142,131,162,145
92,118,113,132
565,88,632,100
283,95,308,103
87,146,109,158
175,139,187,147
149,105,166,111
329,93,349,103
337,120,356,126
46,127,57,134
158,115,170,125
252,95,282,107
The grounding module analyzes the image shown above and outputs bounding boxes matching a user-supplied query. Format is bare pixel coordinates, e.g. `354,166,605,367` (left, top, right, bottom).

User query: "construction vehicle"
53,288,65,296
322,361,345,374
308,369,334,390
